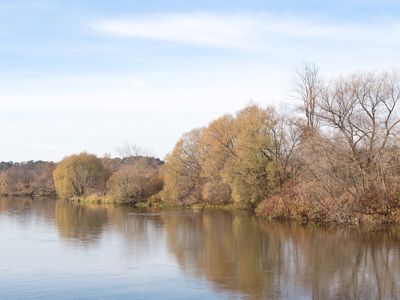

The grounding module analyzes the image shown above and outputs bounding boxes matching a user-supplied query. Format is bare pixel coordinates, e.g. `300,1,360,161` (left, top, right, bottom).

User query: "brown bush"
256,185,329,222
202,181,233,205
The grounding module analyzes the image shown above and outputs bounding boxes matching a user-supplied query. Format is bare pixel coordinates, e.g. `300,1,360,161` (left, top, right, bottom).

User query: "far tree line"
2,65,400,223
0,160,56,196
0,151,164,203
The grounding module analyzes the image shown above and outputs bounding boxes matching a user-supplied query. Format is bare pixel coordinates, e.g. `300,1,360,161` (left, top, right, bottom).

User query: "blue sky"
1,0,400,162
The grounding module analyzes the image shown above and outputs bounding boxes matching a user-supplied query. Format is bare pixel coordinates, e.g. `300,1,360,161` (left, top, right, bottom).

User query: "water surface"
1,197,399,299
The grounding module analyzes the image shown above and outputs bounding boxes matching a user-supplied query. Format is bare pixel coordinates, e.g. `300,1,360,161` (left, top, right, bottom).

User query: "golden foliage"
162,104,297,207
161,128,205,204
53,152,108,198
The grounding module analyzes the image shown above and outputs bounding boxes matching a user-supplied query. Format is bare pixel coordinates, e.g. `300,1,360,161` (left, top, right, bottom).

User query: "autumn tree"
0,173,14,195
101,153,122,178
105,142,164,203
53,152,108,198
220,104,298,208
162,104,299,208
199,114,237,205
0,161,56,196
31,161,56,195
106,167,164,204
107,167,148,203
161,128,205,204
200,114,237,179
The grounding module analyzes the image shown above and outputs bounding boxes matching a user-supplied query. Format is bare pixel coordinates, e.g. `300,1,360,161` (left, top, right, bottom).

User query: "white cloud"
89,13,400,48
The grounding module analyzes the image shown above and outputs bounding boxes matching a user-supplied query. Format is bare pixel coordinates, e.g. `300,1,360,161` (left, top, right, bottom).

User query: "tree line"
0,152,163,202
52,151,164,204
2,65,400,223
161,65,400,223
0,160,56,196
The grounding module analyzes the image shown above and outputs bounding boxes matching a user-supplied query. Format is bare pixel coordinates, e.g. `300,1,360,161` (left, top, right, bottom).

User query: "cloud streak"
91,13,262,48
90,13,400,49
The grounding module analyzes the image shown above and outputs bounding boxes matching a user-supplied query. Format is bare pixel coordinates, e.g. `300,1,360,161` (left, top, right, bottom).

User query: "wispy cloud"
90,13,260,48
89,13,400,48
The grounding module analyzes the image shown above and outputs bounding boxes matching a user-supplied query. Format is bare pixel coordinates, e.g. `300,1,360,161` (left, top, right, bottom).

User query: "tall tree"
221,104,296,207
161,128,205,204
292,62,323,130
297,69,400,220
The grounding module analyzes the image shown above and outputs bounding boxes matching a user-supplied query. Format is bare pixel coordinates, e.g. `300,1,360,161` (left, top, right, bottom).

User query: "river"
0,197,399,299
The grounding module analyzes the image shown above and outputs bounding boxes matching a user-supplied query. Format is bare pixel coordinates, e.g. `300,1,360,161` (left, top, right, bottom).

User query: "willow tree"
161,104,299,207
199,114,237,204
161,128,205,204
220,104,298,208
200,114,237,179
53,152,108,198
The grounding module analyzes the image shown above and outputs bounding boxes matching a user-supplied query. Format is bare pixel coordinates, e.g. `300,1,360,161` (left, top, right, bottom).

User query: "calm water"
1,197,400,299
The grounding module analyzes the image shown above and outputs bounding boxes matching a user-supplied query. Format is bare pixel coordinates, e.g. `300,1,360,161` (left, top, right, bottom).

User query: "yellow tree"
221,105,272,207
222,104,298,207
200,114,237,179
199,114,236,204
161,128,205,204
53,152,108,198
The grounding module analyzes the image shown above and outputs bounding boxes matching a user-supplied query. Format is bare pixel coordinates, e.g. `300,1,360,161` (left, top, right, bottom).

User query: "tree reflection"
163,211,400,299
162,211,279,299
3,197,400,298
55,200,108,244
257,222,400,299
0,196,56,224
102,206,165,260
54,200,165,259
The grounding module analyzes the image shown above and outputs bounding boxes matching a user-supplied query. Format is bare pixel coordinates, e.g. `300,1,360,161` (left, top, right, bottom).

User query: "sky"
1,0,400,162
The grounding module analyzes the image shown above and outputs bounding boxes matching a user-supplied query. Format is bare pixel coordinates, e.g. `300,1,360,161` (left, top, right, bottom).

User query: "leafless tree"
291,62,323,130
299,69,400,219
116,141,153,158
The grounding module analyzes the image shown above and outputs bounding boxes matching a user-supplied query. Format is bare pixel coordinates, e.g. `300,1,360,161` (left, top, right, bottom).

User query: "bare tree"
116,141,153,159
291,62,323,130
300,69,400,219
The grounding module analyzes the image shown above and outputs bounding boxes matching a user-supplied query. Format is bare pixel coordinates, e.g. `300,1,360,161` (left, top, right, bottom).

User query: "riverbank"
4,193,399,224
0,191,56,197
255,191,400,224
64,195,241,211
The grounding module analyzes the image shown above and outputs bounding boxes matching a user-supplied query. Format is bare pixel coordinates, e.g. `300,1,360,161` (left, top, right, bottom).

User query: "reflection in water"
55,200,108,244
0,196,56,224
257,222,400,299
162,211,400,299
55,200,166,259
1,197,400,299
162,211,281,299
